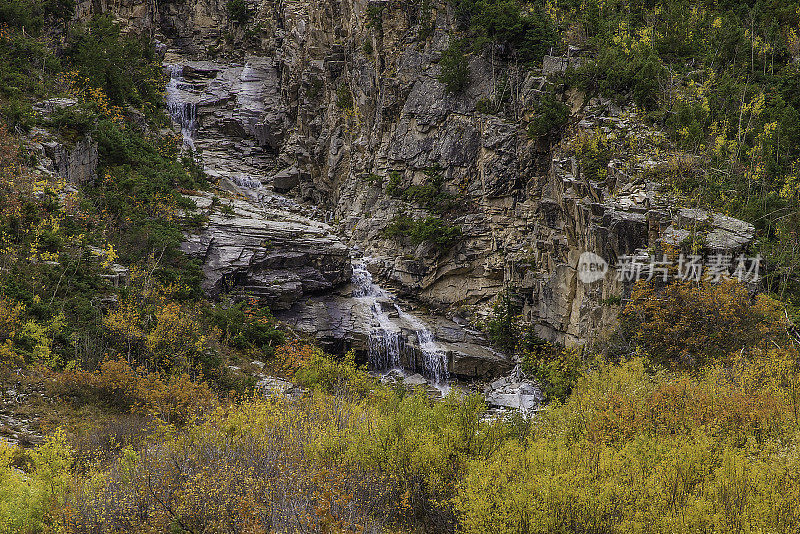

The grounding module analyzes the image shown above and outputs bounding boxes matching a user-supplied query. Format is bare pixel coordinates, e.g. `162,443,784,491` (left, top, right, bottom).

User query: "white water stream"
165,65,198,151
351,262,450,384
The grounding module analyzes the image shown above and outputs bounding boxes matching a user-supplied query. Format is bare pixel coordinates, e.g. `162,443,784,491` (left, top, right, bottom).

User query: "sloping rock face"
181,195,351,310
82,0,757,350
164,59,287,188
23,100,98,185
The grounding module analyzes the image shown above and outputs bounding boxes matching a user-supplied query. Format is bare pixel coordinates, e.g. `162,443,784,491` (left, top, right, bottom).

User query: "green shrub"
572,129,612,182
576,46,665,112
0,430,73,532
438,39,470,94
362,39,373,56
226,0,249,24
386,167,458,214
527,93,570,139
522,344,583,401
453,0,555,63
0,30,58,102
365,3,384,31
384,214,462,250
0,0,74,32
207,299,285,358
294,349,373,397
385,171,403,196
65,15,164,113
1,99,35,131
336,84,354,110
485,292,519,354
364,172,382,185
417,0,435,40
0,0,45,34
48,103,95,137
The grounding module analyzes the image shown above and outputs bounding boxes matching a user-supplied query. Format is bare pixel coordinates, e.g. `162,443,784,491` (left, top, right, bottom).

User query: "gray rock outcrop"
25,99,98,185
181,194,351,310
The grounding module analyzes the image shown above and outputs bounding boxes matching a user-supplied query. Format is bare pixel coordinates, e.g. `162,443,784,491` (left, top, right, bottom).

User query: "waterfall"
231,174,264,190
397,307,449,383
164,64,264,196
165,65,198,151
351,263,403,370
351,261,449,383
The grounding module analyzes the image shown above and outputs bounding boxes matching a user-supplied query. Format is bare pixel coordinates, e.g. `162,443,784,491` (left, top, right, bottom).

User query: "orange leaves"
54,357,217,424
644,372,782,442
132,371,218,424
275,340,319,378
621,279,789,368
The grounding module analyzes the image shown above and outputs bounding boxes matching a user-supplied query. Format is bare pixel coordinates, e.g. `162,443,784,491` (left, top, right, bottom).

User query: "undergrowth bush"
439,38,470,94
206,298,285,357
0,430,73,533
61,350,515,532
571,128,613,182
456,353,800,533
527,93,570,140
52,358,219,424
226,0,249,24
384,214,462,251
452,0,555,63
385,167,458,214
620,279,789,368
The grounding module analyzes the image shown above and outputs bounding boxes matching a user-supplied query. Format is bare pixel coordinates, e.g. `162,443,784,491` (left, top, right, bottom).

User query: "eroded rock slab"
182,194,351,309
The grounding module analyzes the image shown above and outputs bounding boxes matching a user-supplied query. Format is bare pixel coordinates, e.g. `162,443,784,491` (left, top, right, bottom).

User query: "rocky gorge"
60,0,754,398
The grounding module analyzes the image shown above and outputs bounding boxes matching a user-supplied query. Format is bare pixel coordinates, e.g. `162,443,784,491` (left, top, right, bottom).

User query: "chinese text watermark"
577,252,761,284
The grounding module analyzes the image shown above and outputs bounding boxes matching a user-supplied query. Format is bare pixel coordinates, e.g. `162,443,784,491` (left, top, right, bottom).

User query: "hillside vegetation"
1,0,800,533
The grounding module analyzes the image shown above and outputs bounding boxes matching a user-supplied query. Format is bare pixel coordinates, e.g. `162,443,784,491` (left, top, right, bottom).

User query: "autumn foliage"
620,279,789,368
53,358,218,424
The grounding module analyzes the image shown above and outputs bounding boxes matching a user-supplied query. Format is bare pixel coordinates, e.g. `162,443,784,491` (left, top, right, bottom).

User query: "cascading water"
398,309,449,383
351,260,449,383
230,174,264,190
351,263,404,370
164,64,266,198
165,65,198,151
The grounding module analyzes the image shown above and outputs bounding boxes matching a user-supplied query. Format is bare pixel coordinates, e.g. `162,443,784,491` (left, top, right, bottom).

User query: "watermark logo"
577,252,761,284
577,252,609,283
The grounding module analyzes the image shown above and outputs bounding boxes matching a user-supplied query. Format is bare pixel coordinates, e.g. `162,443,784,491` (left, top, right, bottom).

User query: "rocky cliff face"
76,0,754,360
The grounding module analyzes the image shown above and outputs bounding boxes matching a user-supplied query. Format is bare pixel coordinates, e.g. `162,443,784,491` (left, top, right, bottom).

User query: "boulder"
484,373,545,412
273,166,301,193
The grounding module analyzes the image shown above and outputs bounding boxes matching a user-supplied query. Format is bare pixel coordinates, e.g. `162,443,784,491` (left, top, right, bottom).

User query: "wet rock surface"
277,261,513,380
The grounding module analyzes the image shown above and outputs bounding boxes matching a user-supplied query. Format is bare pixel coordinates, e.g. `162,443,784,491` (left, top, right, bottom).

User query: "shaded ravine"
165,58,542,409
